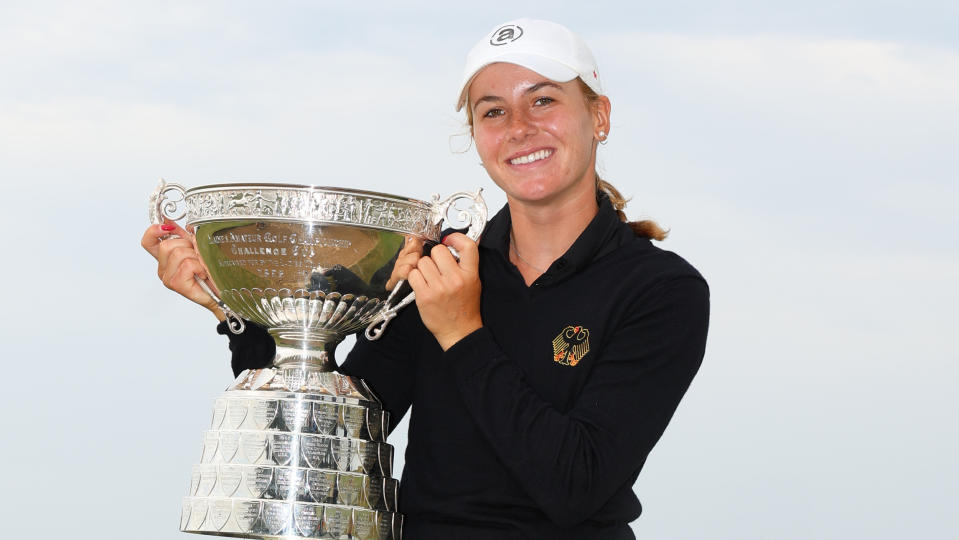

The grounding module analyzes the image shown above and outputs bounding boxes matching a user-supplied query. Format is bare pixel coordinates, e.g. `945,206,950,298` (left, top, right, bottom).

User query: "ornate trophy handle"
365,189,488,341
149,179,246,334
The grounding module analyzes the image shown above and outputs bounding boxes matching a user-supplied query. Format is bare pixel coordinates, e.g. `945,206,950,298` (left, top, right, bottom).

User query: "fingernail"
161,224,175,231
441,234,451,244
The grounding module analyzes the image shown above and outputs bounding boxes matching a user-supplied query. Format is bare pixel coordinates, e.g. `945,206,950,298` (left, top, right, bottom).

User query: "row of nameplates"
190,463,398,511
182,496,401,540
200,430,393,477
211,397,388,441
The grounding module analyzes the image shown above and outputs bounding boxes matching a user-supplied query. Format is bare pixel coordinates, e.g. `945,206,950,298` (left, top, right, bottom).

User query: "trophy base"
180,496,402,540
182,369,400,539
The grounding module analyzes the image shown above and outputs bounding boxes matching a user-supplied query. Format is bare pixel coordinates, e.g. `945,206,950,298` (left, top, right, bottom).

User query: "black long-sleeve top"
219,196,710,539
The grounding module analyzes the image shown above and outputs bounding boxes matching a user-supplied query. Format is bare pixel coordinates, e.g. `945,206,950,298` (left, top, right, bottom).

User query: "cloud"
0,47,466,188
599,32,959,104
588,32,958,254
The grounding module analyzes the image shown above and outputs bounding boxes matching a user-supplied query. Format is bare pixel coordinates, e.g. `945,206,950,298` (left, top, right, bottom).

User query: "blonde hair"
596,176,668,241
579,81,668,241
465,77,668,241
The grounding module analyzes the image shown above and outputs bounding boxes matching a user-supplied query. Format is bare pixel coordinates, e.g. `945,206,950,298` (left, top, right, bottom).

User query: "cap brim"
456,54,580,111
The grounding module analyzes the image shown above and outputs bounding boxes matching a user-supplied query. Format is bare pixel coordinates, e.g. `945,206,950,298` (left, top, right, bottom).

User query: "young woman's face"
468,63,609,208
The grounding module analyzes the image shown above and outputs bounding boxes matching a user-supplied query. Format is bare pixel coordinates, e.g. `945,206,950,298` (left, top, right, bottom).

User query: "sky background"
1,1,956,538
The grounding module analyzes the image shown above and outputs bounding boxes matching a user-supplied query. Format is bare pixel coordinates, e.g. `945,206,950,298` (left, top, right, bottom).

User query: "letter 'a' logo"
490,24,523,46
552,325,590,366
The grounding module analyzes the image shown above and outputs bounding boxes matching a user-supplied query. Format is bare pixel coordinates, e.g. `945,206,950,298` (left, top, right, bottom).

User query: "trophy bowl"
150,181,487,540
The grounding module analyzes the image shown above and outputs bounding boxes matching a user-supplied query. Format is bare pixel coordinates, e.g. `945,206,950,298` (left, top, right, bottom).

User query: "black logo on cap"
490,24,523,46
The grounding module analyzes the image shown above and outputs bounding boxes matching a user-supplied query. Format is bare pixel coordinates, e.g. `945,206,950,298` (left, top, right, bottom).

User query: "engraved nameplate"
338,473,364,506
197,464,217,497
180,497,192,530
245,466,273,499
218,464,243,497
308,470,336,504
313,403,339,436
188,498,208,531
275,467,307,501
377,511,395,540
190,465,201,496
324,506,352,540
294,503,323,537
354,509,377,540
234,500,262,533
251,399,279,430
271,433,295,466
240,432,268,463
342,405,366,439
302,435,335,470
263,501,291,535
280,399,312,432
202,431,219,463
331,438,352,472
211,399,227,429
210,499,232,531
357,440,379,476
219,431,240,463
366,408,383,441
226,399,248,428
366,476,385,511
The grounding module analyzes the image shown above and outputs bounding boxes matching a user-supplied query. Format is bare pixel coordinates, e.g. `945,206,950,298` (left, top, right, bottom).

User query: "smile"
509,149,552,165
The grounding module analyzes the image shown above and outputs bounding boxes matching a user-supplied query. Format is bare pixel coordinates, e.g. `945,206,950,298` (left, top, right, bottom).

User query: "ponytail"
597,178,668,241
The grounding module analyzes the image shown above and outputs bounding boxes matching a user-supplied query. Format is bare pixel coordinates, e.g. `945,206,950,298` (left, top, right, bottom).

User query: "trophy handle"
365,189,488,341
149,179,246,334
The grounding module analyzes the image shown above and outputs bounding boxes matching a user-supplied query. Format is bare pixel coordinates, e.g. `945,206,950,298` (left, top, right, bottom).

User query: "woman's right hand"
141,221,225,321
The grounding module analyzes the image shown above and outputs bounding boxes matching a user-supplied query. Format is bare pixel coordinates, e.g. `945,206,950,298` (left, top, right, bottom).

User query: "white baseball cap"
456,18,604,111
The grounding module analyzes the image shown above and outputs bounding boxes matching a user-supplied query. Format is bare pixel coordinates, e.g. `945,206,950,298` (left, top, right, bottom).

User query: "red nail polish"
441,234,451,244
161,224,175,231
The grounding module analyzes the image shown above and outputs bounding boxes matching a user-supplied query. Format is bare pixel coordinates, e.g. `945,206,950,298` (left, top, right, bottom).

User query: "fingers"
406,234,479,295
160,244,207,286
406,266,426,292
141,220,191,259
412,255,441,288
407,235,483,352
401,235,426,257
162,255,204,291
386,236,426,290
141,223,174,258
441,233,479,270
143,220,221,316
163,219,191,238
156,235,216,305
160,249,217,309
428,243,458,274
155,237,197,277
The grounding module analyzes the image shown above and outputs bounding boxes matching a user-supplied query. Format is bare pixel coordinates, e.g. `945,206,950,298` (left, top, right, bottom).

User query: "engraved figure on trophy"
148,180,487,540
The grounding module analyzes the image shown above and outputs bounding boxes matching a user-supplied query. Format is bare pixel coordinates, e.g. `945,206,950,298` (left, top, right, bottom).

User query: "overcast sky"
1,1,956,539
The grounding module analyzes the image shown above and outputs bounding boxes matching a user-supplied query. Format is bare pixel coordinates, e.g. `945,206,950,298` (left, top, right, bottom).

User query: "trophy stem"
268,328,343,371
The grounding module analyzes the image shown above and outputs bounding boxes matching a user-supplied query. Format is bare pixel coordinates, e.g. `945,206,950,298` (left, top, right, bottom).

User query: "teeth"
510,149,552,165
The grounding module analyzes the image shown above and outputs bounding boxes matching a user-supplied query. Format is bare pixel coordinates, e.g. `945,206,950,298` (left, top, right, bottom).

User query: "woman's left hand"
407,233,483,351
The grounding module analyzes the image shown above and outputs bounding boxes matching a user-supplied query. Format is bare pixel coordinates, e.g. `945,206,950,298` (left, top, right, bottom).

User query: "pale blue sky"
1,1,956,539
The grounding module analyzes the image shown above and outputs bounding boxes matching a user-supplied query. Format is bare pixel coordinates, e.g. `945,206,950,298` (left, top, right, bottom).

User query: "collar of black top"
479,193,632,283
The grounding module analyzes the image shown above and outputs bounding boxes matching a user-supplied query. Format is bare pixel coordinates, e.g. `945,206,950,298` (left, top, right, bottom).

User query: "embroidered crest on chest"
552,325,591,366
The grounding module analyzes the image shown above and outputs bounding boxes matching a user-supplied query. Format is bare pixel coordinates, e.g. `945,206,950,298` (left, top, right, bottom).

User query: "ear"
591,95,611,140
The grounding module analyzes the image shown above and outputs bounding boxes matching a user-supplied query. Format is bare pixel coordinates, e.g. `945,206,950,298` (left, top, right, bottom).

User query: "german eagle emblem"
552,325,590,366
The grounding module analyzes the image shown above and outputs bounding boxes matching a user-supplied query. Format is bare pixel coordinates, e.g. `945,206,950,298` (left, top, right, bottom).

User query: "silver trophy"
150,181,487,540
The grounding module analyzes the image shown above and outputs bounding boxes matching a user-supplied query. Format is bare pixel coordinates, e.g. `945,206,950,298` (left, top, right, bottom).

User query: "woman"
143,18,709,540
